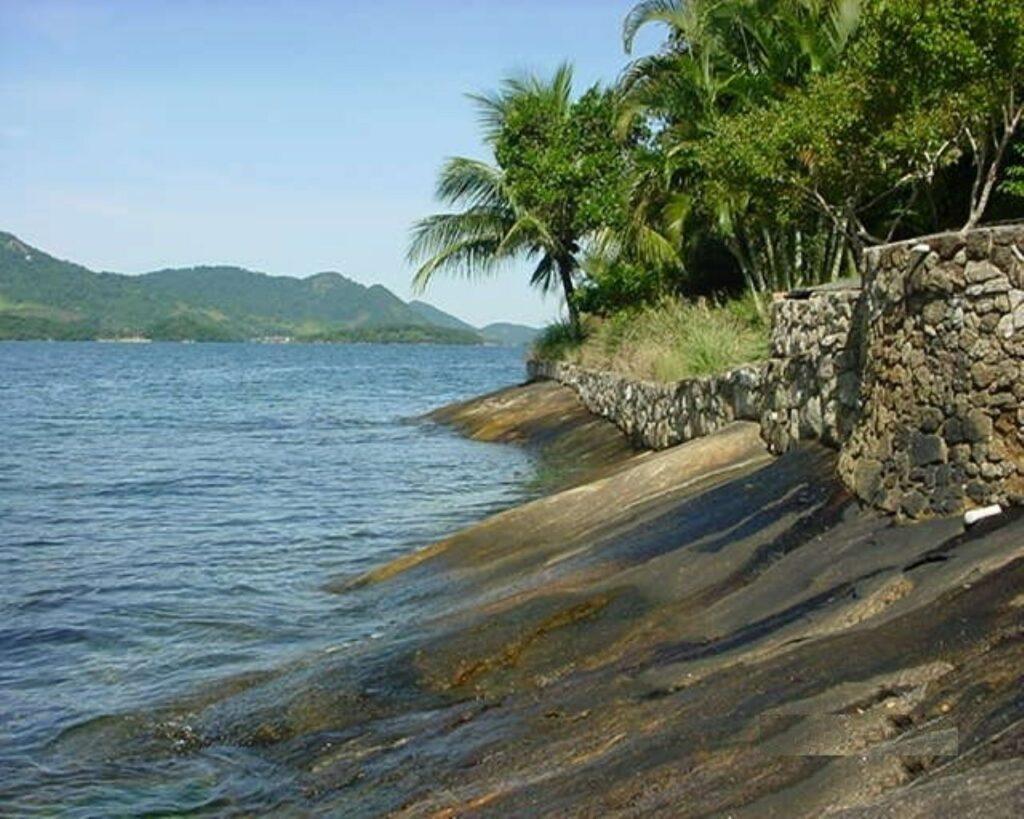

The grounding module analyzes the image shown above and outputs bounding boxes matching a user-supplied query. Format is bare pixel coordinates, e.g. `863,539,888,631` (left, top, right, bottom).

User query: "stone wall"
760,286,860,454
526,359,765,450
838,226,1024,517
527,286,857,452
529,226,1023,519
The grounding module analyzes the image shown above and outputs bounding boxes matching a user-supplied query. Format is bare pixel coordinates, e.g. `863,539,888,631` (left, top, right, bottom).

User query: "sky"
0,0,662,327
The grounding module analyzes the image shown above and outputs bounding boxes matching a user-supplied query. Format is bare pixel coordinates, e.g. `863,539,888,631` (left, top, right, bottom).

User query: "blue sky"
0,1,661,327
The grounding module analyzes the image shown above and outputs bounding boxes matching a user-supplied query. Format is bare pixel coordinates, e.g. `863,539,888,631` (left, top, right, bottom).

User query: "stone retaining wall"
527,286,858,453
760,287,860,454
529,226,1023,519
525,359,765,450
838,226,1024,516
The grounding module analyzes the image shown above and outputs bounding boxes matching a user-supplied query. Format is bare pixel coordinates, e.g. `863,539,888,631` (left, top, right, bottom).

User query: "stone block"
900,491,928,518
852,458,884,500
919,406,944,433
965,259,1002,283
910,432,947,467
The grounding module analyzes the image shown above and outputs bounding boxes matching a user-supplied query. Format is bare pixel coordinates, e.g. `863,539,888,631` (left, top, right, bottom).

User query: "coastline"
370,380,1024,816
54,377,1024,816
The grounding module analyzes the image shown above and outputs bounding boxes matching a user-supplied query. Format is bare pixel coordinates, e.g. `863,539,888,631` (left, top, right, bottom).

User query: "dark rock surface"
47,383,1024,816
427,380,639,490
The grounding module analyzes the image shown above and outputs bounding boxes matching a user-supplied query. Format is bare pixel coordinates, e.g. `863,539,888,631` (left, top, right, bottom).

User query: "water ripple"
0,341,534,813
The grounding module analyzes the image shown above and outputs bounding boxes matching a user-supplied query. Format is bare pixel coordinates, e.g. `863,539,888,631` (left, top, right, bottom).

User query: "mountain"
480,322,540,347
410,300,540,346
0,232,481,343
407,300,479,334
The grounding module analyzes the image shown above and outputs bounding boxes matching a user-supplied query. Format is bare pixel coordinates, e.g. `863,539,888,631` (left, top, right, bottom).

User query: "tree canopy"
408,65,634,326
411,0,1024,322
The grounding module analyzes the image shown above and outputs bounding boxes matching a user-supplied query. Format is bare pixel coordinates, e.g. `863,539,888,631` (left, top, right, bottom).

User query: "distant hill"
0,232,481,344
407,300,479,334
480,322,540,347
411,300,539,346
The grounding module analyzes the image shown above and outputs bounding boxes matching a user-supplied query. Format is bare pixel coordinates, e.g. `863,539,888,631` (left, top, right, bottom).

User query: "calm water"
0,342,536,815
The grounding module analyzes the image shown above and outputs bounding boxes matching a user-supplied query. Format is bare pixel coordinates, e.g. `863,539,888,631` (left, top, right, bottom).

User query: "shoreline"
51,377,1023,816
0,337,518,347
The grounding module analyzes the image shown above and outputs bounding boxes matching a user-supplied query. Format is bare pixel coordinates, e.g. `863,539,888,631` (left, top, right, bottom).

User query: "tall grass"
533,320,584,362
533,296,768,382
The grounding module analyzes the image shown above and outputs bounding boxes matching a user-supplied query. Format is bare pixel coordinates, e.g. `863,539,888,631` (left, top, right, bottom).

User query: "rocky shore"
58,379,1024,816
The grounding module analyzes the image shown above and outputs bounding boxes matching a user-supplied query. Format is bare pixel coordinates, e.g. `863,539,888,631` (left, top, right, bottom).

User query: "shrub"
532,320,585,362
532,295,767,382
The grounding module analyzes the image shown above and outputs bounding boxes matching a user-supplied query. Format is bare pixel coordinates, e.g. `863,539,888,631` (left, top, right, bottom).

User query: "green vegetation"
411,0,1024,377
408,65,636,326
536,297,767,382
0,232,535,344
295,324,483,345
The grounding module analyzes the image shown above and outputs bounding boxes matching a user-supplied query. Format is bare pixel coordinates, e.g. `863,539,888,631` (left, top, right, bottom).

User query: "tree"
617,0,864,312
408,65,633,327
860,0,1024,231
699,0,1024,263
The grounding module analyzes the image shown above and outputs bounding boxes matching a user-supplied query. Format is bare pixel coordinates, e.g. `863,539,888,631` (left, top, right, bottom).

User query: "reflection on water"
0,341,534,814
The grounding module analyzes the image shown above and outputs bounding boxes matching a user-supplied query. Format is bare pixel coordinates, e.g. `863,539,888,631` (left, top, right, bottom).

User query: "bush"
533,295,767,383
572,257,665,316
532,320,585,362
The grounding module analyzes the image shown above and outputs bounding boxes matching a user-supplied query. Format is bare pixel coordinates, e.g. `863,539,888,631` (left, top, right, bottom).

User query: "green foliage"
573,254,664,316
144,313,244,342
610,0,870,311
295,325,482,345
412,0,1024,330
1003,143,1024,200
699,0,1024,250
410,65,638,325
0,312,97,341
532,320,585,362
495,85,632,243
534,295,767,382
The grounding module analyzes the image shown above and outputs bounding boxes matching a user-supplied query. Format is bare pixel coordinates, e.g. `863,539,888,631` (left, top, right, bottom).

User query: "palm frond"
632,224,683,267
407,208,510,268
408,64,588,313
495,212,556,258
410,237,505,293
623,0,691,55
466,89,511,144
435,157,508,207
549,61,575,109
530,255,559,292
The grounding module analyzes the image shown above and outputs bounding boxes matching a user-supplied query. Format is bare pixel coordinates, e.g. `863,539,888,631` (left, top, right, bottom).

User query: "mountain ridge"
0,231,537,344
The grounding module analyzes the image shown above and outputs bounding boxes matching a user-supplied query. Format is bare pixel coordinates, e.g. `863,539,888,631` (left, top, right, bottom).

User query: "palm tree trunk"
558,260,580,329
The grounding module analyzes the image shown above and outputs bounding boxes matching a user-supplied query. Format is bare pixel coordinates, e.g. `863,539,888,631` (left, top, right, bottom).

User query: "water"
0,341,536,814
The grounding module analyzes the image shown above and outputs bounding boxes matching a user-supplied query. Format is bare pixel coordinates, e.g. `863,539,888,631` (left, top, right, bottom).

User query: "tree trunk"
964,103,1024,232
725,236,765,319
559,260,580,329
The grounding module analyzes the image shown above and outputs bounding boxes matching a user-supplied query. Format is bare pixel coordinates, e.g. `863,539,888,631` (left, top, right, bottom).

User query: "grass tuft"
533,295,768,382
533,320,585,362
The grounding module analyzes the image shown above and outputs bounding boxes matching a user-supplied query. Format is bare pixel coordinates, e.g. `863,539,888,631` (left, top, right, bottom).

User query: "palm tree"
618,0,862,307
408,65,585,327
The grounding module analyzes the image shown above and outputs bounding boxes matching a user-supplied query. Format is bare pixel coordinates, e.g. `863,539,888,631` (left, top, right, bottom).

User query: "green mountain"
480,322,540,347
0,232,481,343
409,300,539,346
407,299,479,334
